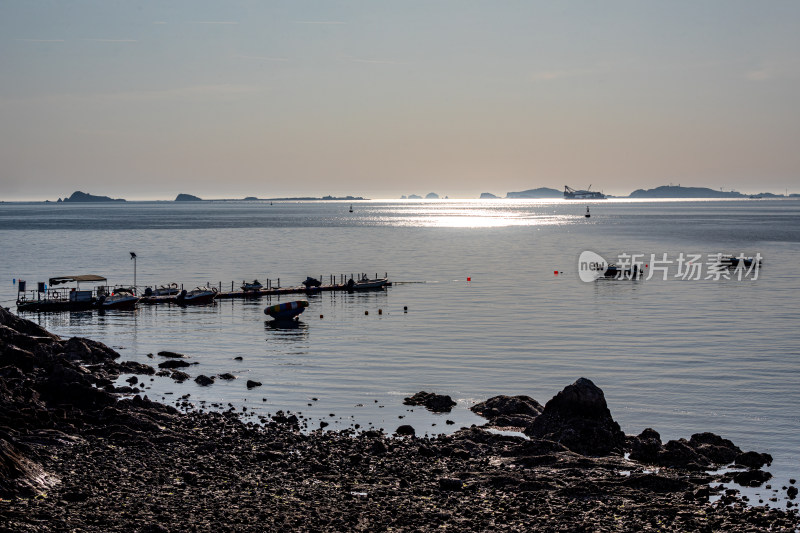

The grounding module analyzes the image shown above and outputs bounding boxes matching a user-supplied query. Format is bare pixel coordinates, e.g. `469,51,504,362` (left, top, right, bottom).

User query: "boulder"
735,451,773,469
403,391,457,413
524,378,625,456
194,375,214,386
471,394,542,428
158,360,191,369
246,380,262,389
395,425,416,437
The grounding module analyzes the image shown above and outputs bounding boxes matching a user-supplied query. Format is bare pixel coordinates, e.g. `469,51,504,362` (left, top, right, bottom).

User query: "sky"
1,1,799,200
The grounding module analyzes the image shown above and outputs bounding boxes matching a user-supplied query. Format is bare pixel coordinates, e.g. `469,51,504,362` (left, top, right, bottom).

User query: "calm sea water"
1,199,799,503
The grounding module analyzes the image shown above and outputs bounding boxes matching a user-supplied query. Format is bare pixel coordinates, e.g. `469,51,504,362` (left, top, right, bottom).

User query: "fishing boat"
176,287,217,305
564,185,606,200
97,288,140,310
241,279,264,292
16,275,107,312
264,300,308,320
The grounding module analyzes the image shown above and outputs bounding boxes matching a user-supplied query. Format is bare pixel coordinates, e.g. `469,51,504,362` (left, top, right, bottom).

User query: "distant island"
425,192,440,199
60,191,125,203
175,193,202,201
505,187,562,199
628,186,745,199
480,192,499,199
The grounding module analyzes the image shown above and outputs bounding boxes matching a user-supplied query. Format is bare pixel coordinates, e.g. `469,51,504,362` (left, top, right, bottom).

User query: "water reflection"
264,319,309,337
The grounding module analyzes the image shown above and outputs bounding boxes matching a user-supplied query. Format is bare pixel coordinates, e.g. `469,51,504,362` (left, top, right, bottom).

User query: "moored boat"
16,275,107,313
241,279,264,292
97,288,140,310
176,287,217,305
349,277,389,290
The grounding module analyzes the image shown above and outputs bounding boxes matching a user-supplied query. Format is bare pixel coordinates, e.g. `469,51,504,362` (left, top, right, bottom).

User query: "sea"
1,198,798,505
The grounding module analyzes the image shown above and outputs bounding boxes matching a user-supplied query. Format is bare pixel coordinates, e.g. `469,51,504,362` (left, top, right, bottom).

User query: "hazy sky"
1,1,799,200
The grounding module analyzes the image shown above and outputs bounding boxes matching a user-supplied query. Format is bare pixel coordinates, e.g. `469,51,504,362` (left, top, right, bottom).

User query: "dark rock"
688,432,741,464
403,391,456,413
170,371,190,383
439,477,464,491
218,373,236,380
119,361,156,375
0,435,50,497
157,351,186,358
126,376,139,385
524,378,625,456
158,360,191,369
733,469,772,487
735,451,773,469
395,425,416,436
788,486,798,500
194,375,215,386
471,394,542,428
627,428,663,464
246,380,262,389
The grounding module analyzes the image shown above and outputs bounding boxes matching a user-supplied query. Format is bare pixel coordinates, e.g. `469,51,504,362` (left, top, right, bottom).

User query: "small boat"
264,300,308,320
602,264,641,279
97,288,140,310
585,206,591,218
144,283,179,297
176,287,217,305
348,277,389,290
349,204,353,213
719,255,762,269
241,279,264,292
302,277,322,289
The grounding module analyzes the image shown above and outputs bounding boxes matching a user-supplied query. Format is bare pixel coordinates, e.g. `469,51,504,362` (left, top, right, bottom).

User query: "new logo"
578,251,608,282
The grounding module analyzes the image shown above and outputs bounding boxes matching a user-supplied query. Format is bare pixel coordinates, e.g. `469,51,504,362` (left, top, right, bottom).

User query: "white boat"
241,279,264,292
144,283,179,297
349,278,389,290
98,288,140,310
176,287,217,305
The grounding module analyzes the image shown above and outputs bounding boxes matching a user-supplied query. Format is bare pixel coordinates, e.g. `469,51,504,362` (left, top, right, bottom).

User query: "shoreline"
1,307,798,531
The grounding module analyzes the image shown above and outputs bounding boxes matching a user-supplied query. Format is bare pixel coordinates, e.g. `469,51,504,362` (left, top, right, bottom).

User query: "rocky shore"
1,307,798,531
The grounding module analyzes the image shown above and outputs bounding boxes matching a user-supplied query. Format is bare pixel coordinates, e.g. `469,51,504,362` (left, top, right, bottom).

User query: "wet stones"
246,380,262,389
158,360,191,370
733,469,772,487
470,394,542,428
524,377,626,456
735,451,773,469
194,375,215,386
403,391,456,413
395,425,416,437
157,351,187,358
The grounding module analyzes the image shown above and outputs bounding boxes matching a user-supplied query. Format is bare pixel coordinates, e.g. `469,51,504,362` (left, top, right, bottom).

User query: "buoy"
403,306,408,312
378,309,382,315
365,310,369,315
320,314,324,319
554,271,558,275
585,206,591,218
467,277,471,282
